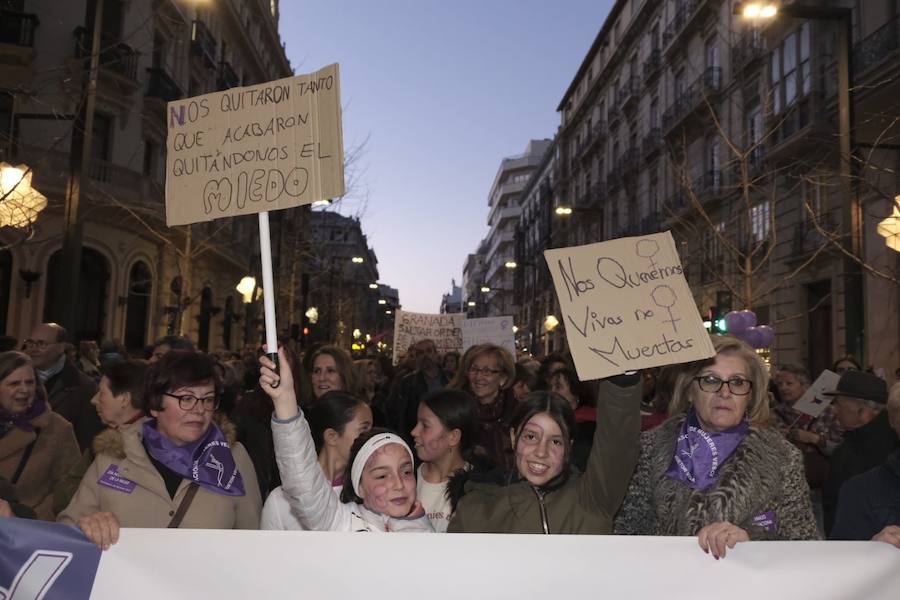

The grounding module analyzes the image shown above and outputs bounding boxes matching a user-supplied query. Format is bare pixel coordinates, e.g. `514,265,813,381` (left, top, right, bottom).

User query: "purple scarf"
0,395,46,435
665,409,748,489
142,420,245,497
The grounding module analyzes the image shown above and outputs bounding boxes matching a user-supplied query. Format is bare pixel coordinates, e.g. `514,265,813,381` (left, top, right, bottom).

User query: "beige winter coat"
0,406,79,521
57,416,261,529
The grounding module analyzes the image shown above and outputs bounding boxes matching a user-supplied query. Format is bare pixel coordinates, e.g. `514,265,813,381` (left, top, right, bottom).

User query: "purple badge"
97,464,136,494
752,510,777,533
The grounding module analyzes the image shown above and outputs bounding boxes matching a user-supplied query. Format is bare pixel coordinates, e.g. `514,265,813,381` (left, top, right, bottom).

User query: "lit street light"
378,299,387,305
351,256,364,264
467,300,476,307
504,260,517,269
0,163,47,228
555,206,573,216
737,2,778,19
480,286,491,293
369,283,379,289
236,276,256,304
878,200,900,252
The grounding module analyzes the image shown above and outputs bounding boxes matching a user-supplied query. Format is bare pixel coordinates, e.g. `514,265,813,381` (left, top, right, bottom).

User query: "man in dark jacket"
822,371,898,536
830,382,900,543
386,339,448,445
24,323,101,452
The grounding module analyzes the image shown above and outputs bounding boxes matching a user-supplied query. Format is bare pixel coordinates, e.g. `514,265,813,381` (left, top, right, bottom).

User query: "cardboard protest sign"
792,369,841,418
392,310,464,365
462,316,516,358
165,64,344,226
544,231,715,380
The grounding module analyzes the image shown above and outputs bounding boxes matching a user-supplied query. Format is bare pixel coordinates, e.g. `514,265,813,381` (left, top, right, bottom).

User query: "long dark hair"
509,391,576,489
307,391,368,454
420,389,479,462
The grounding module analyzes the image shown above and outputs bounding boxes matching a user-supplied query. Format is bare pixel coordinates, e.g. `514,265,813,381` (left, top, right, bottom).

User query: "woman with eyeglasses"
615,336,820,557
448,344,517,469
58,351,262,549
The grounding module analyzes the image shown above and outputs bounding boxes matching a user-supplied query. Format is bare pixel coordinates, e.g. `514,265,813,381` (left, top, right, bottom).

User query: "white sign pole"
258,211,279,384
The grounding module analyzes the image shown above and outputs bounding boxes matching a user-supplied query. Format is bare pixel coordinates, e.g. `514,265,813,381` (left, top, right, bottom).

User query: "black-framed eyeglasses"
468,366,502,376
694,375,753,396
22,339,52,350
164,392,220,412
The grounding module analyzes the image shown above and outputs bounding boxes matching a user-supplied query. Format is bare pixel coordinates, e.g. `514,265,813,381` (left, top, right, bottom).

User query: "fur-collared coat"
57,415,261,529
614,413,820,540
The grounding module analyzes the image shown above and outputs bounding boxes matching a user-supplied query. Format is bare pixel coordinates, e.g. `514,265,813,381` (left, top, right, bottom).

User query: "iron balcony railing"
146,67,184,102
661,67,723,132
731,29,765,73
218,60,239,91
643,48,662,82
191,19,217,67
617,76,641,111
74,27,138,81
853,13,900,76
641,127,662,158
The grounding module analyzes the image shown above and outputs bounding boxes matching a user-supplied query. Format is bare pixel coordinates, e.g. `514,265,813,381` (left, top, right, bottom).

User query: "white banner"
84,530,900,599
461,316,516,357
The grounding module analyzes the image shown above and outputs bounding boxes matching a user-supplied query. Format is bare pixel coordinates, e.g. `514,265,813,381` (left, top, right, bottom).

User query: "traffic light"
707,306,728,334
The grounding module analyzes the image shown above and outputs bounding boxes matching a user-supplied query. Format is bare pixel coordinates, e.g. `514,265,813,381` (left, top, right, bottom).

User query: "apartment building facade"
519,0,898,374
0,0,299,351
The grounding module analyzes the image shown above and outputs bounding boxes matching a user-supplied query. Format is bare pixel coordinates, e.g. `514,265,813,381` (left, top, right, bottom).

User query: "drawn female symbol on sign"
651,284,680,333
636,238,660,269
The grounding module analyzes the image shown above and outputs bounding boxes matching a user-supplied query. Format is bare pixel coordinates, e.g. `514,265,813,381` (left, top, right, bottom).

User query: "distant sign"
793,369,841,418
392,311,464,365
544,231,715,380
462,316,516,358
165,64,344,226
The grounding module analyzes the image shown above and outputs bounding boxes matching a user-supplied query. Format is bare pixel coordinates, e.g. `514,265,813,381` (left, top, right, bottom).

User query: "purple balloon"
724,311,747,334
740,309,757,329
743,326,763,348
756,325,775,348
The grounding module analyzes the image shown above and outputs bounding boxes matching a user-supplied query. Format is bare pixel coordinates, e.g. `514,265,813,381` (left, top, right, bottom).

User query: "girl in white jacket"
260,349,433,533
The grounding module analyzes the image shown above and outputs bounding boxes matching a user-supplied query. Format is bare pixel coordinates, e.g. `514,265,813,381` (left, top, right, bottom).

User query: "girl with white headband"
260,348,433,533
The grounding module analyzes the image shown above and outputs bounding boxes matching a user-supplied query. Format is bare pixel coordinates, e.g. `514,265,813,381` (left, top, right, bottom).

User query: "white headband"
350,433,415,497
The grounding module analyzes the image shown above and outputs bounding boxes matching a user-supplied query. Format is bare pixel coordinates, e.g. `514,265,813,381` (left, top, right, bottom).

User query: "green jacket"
448,379,640,534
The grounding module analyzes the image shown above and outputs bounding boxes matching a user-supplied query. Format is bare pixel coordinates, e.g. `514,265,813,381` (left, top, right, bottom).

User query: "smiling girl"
261,349,432,532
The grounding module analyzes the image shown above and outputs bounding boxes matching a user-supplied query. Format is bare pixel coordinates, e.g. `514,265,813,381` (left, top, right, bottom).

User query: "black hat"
823,370,888,403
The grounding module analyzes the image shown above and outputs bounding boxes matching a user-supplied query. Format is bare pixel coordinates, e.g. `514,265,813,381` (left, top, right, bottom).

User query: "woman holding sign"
59,351,262,549
447,373,641,534
261,348,433,532
614,336,820,558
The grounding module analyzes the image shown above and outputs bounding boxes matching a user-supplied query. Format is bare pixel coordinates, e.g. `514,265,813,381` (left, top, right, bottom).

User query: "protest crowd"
1,321,899,557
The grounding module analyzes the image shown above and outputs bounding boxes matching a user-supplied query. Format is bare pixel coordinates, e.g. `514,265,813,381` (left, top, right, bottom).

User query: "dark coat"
615,414,820,540
823,410,898,535
830,450,900,540
45,359,102,452
448,379,640,534
1,475,36,518
386,369,448,445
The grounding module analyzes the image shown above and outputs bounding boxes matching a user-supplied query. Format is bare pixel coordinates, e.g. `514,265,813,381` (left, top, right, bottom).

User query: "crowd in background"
1,321,899,555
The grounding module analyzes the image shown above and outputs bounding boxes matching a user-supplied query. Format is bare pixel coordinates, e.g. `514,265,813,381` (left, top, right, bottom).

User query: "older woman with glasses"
448,344,516,469
615,336,820,558
58,351,261,549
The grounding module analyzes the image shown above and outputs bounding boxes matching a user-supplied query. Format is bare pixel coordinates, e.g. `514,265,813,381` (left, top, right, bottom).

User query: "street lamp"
236,276,256,304
467,300,477,307
369,283,379,289
544,315,560,332
351,256,364,264
305,306,319,324
0,163,47,228
352,328,361,339
878,200,900,252
735,2,778,19
378,299,387,305
555,206,573,216
480,286,491,293
504,260,518,269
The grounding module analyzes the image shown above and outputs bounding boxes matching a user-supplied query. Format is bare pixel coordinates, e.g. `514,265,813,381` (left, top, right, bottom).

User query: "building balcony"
642,48,662,83
0,9,38,50
661,67,723,136
488,204,522,228
731,30,765,74
217,60,240,91
146,67,183,103
853,13,900,78
766,92,827,161
74,27,139,83
191,19,217,68
486,229,515,261
607,103,622,126
607,165,623,194
619,145,640,176
617,77,641,113
579,120,608,159
694,169,723,197
662,0,717,56
641,128,662,159
574,180,606,210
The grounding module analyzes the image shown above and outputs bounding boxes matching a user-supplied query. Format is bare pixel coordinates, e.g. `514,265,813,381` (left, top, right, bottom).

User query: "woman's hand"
872,525,900,548
77,511,120,550
697,521,749,559
259,346,299,420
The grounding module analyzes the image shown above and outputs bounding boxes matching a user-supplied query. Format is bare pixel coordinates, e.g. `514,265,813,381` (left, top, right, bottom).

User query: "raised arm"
262,349,353,532
577,373,641,519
